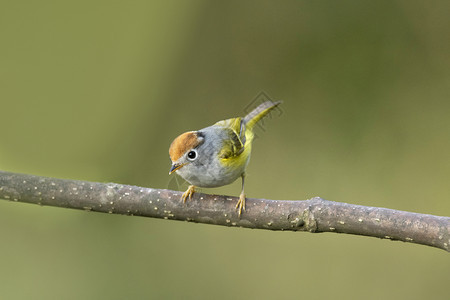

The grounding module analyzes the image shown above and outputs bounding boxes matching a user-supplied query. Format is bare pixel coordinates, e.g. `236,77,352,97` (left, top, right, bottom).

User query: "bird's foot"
181,185,196,203
235,193,246,216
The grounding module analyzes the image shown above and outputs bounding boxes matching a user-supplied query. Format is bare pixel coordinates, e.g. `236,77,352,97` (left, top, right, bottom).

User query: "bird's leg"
235,174,246,215
181,185,196,203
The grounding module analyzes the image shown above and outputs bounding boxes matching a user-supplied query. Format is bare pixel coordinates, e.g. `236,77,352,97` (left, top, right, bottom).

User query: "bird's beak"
169,162,186,175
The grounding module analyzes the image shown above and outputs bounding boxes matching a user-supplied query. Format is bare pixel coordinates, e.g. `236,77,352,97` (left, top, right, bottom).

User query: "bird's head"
168,131,205,175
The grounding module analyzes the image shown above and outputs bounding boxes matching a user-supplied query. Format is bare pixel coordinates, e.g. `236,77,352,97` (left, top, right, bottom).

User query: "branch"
0,171,449,252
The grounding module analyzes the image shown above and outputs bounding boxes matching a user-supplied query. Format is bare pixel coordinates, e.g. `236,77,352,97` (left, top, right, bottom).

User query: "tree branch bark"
0,170,448,252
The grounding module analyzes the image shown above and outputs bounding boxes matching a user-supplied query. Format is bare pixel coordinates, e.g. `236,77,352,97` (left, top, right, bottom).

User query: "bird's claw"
181,185,196,203
236,193,246,216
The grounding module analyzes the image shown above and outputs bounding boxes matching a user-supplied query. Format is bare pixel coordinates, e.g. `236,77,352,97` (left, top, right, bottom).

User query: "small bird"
169,100,281,215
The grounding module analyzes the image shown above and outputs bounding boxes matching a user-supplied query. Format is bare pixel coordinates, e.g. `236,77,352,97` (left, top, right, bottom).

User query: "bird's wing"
215,117,245,158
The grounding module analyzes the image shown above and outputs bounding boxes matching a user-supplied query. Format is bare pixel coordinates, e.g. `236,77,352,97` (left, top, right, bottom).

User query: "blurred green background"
1,1,449,299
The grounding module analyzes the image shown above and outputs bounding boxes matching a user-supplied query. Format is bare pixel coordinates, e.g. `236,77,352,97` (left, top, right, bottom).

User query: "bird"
168,100,281,215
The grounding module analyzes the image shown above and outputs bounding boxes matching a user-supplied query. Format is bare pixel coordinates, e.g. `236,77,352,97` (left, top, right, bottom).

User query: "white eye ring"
186,149,198,161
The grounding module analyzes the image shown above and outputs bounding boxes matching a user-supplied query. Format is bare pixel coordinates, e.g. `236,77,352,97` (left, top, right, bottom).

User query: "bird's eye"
187,149,197,161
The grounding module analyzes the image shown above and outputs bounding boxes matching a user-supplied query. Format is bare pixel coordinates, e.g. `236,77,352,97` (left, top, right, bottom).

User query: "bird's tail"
243,100,282,131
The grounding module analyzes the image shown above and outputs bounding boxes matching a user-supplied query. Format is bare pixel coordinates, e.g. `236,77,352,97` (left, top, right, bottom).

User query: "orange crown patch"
169,131,203,162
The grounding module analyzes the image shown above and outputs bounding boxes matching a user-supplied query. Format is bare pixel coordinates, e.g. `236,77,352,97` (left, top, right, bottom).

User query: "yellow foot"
235,193,246,216
181,185,196,203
